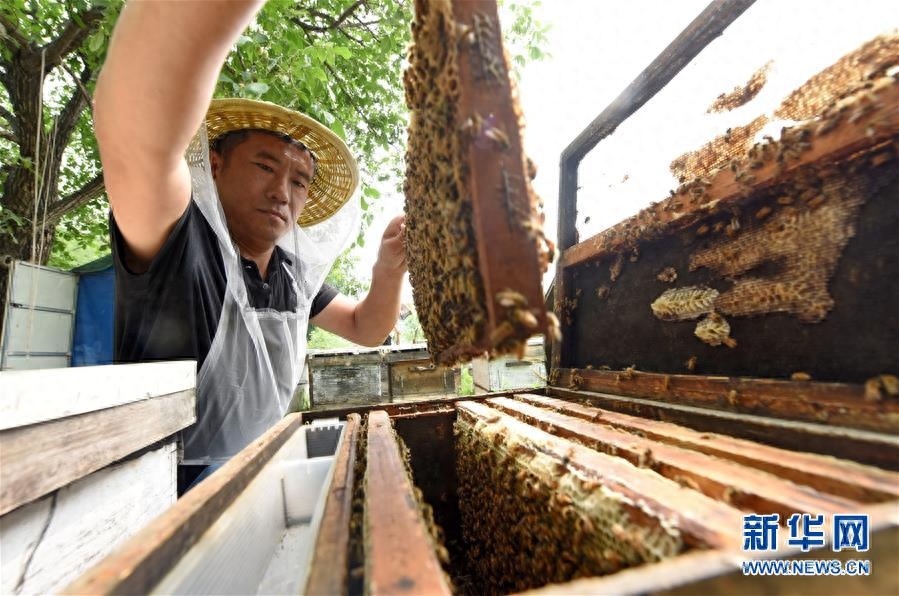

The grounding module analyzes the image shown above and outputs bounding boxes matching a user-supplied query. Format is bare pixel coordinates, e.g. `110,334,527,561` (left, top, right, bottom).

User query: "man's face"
209,131,314,248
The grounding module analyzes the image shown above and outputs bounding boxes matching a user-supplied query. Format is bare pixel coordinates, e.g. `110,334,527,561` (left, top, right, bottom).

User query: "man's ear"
209,150,223,179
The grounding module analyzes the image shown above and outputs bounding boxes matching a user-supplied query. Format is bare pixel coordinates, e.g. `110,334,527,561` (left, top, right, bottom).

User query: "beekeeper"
93,0,406,491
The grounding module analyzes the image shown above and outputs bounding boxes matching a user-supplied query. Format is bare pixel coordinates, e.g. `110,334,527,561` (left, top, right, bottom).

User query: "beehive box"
471,337,546,393
387,345,456,400
67,5,899,595
307,347,388,408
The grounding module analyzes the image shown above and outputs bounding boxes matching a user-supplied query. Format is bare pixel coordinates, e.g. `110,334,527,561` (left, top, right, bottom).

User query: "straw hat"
205,98,359,227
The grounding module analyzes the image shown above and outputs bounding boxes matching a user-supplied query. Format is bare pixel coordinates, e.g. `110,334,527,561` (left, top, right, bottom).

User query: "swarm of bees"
403,0,553,364
454,406,682,593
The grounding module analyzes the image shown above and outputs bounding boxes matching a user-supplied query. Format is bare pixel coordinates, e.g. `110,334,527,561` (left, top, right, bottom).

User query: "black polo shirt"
111,201,338,369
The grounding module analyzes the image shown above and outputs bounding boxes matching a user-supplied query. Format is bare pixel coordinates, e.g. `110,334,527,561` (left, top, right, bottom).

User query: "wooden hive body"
68,3,898,595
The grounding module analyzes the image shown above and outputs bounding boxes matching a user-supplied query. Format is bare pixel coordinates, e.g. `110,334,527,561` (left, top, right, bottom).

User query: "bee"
496,289,527,308
696,224,710,236
807,195,826,210
546,312,563,343
755,206,772,219
816,114,841,136
484,125,510,150
685,356,697,372
513,308,539,330
596,285,610,299
776,195,794,205
459,112,484,137
791,371,812,382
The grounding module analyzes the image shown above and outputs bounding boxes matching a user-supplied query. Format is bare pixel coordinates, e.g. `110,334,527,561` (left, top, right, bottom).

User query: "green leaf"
246,82,270,96
88,32,104,53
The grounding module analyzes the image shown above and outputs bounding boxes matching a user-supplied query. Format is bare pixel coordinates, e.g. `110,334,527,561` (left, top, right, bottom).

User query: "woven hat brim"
205,98,359,227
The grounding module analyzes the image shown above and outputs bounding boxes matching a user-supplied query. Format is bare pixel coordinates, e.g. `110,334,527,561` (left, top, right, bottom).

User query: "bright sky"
355,0,897,302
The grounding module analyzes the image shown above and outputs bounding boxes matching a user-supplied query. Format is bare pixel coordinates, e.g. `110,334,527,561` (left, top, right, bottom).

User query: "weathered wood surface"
365,410,451,595
517,393,899,503
530,502,899,596
458,401,746,550
548,385,899,471
561,368,899,433
444,0,548,362
63,414,302,595
555,368,899,434
488,396,862,520
390,357,455,398
0,388,194,516
0,361,196,430
305,414,360,596
0,443,176,595
302,391,516,423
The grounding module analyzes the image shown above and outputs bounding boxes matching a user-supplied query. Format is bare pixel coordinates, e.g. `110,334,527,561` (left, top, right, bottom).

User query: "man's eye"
255,163,274,172
292,180,306,189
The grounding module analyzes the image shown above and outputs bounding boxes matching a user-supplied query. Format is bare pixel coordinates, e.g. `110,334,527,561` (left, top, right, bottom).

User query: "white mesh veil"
182,125,359,464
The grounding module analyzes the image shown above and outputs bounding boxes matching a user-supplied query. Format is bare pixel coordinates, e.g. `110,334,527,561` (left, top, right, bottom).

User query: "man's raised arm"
93,0,264,268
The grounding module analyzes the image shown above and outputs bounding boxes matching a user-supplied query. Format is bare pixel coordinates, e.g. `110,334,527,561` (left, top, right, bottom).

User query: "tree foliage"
1,0,548,278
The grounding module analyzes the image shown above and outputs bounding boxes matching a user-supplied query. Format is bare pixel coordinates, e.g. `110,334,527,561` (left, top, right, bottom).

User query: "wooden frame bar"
454,0,548,348
305,414,360,596
555,368,899,434
562,78,899,269
457,401,745,550
532,502,899,596
547,385,899,471
486,396,864,520
516,394,899,503
364,410,451,595
63,414,303,595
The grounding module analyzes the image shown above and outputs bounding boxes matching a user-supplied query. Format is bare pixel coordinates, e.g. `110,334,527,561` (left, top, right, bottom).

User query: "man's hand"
312,213,407,346
374,214,407,274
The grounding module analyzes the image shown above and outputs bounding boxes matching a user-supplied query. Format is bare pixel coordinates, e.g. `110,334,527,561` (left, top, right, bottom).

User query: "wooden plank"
457,401,746,550
556,367,899,434
539,502,899,596
303,391,512,422
0,361,196,430
305,414,360,596
364,410,451,595
0,443,176,595
562,77,899,269
487,396,862,521
0,388,194,516
517,393,899,503
548,385,899,471
404,0,550,364
62,414,302,595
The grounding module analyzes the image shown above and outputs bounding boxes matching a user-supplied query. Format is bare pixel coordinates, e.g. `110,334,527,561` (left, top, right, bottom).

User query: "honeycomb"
776,31,899,120
670,115,768,184
689,172,867,323
403,0,552,364
454,408,683,594
706,61,772,113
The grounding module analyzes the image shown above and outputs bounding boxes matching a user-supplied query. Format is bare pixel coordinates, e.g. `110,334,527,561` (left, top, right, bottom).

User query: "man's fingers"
383,214,406,238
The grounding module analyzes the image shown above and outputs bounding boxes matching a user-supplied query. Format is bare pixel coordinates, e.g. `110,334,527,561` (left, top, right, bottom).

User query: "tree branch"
0,128,16,143
293,0,366,33
0,12,32,51
41,6,104,70
61,59,92,106
53,63,93,156
45,172,105,224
